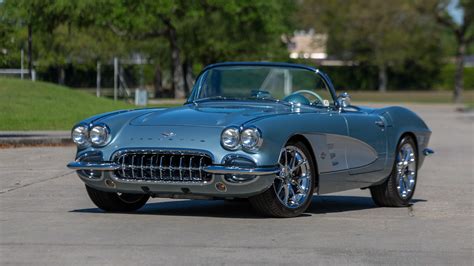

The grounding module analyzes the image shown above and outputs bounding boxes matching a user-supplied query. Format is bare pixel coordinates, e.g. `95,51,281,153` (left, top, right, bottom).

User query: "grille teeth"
113,151,212,183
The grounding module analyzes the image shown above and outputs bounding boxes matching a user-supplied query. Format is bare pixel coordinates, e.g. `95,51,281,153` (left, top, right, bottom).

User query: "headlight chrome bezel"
221,126,263,153
89,124,111,147
71,123,111,147
71,124,89,146
221,126,241,151
240,127,263,153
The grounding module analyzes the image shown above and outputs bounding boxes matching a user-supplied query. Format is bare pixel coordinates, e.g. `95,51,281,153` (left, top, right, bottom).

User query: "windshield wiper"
191,96,238,104
247,97,292,107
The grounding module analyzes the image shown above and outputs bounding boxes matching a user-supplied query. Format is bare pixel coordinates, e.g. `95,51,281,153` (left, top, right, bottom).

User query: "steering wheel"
288,90,324,105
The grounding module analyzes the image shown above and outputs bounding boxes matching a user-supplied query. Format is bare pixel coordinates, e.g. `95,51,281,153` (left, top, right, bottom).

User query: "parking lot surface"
1,104,473,265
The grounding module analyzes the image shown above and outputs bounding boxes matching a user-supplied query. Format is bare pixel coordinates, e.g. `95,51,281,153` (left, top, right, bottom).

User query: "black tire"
249,140,316,218
85,185,150,212
370,136,418,207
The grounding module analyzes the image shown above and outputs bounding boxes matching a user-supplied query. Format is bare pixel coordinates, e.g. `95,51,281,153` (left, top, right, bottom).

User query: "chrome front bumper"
67,161,280,176
67,162,119,171
202,165,280,175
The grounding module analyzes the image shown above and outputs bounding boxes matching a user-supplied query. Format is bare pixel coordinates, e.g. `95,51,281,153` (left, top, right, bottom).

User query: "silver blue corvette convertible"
67,62,433,217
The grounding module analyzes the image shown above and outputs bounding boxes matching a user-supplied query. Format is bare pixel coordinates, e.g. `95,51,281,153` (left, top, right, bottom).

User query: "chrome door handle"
375,120,385,128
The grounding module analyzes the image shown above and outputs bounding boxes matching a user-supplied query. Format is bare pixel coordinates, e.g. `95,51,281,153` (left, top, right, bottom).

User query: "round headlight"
71,125,88,145
221,127,240,150
241,128,262,152
89,125,110,146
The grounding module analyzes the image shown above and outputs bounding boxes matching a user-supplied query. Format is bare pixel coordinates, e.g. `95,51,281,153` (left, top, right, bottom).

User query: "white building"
288,29,327,60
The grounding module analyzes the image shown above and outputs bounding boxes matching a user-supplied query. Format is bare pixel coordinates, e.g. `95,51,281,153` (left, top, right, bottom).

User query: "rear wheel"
85,185,150,212
370,136,418,207
249,141,315,217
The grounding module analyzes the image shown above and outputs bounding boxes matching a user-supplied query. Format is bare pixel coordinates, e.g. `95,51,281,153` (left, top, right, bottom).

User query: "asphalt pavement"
0,104,473,265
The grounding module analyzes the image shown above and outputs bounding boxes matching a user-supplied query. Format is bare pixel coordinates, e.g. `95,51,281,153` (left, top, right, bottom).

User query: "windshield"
189,65,334,107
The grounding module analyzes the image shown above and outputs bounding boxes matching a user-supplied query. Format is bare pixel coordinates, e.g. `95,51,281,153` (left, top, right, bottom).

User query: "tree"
1,1,93,79
0,0,44,75
297,0,444,92
2,0,294,98
419,0,474,103
105,0,293,98
0,4,22,68
178,1,293,64
1,0,130,85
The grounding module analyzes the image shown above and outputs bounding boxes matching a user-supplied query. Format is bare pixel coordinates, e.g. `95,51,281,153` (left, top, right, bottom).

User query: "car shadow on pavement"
71,195,426,219
73,199,261,219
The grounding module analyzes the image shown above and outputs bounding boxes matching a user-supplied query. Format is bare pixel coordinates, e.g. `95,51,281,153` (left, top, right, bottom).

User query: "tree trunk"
27,24,32,76
58,66,65,85
153,64,163,98
453,41,465,103
167,26,185,99
378,64,387,92
183,59,194,94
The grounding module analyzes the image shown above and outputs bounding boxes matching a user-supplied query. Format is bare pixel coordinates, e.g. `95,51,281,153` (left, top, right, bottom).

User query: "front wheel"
249,141,315,217
370,136,418,207
85,185,150,212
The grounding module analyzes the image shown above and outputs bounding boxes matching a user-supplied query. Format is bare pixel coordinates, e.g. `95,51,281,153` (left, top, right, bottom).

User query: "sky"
447,0,464,24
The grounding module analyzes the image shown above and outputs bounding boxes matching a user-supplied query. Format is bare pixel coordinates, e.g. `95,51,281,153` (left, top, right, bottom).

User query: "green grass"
0,78,138,130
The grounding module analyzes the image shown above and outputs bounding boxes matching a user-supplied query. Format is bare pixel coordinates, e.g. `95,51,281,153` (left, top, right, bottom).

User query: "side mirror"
336,92,351,111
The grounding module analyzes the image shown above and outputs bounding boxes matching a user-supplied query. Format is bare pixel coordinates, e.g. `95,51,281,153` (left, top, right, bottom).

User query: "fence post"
96,61,101,97
114,57,118,101
20,49,24,80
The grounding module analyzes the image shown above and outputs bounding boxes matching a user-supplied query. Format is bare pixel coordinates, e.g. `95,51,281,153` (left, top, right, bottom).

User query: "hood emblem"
161,131,176,137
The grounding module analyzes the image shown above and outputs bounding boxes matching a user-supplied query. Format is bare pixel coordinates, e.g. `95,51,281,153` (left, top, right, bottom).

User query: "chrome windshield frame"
185,62,338,105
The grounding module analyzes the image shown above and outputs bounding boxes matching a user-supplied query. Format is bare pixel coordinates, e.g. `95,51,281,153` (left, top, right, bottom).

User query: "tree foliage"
1,0,471,99
1,0,293,97
417,0,474,102
297,0,445,91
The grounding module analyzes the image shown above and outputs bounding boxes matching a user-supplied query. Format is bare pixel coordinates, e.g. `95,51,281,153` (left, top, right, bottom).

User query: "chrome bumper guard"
67,161,280,176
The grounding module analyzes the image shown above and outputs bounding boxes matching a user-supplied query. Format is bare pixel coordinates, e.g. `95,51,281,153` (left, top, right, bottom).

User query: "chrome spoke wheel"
396,143,417,199
274,145,311,209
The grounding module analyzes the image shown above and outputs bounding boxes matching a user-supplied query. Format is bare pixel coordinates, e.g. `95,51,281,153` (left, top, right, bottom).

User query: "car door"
341,110,387,175
305,106,370,194
303,107,350,174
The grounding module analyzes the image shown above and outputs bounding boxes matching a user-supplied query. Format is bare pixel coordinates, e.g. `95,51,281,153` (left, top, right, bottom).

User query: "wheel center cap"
279,167,293,183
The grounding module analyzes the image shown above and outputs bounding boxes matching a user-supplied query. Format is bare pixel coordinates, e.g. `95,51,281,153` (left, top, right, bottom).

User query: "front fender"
247,112,348,167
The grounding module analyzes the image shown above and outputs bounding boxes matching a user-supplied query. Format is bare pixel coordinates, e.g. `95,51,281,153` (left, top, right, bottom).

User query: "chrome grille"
113,150,213,183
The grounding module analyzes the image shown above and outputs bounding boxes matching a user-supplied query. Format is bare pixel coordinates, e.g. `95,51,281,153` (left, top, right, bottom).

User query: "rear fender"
375,106,432,168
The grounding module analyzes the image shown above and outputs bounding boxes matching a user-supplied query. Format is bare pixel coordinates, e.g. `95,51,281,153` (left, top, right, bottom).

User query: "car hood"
130,102,293,127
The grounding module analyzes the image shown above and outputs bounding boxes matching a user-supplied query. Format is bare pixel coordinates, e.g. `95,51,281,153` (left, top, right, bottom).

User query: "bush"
435,64,474,90
292,59,473,91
